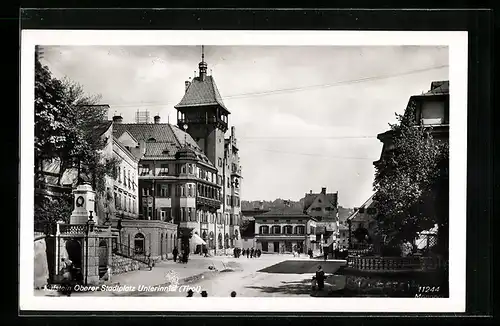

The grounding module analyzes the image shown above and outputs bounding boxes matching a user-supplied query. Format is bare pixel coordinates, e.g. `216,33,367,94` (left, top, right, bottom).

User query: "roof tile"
175,76,230,113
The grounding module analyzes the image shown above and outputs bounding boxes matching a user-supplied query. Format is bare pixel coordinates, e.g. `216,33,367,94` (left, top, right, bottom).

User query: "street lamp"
85,211,95,286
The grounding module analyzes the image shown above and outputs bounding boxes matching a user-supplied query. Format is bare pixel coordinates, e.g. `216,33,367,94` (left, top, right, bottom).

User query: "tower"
174,45,230,170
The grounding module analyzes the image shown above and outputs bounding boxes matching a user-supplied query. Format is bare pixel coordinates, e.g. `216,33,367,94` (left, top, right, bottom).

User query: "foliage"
34,192,73,224
373,100,449,246
34,56,121,223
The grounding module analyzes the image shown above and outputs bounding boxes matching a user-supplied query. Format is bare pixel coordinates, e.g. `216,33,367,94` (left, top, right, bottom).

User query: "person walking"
315,266,325,291
250,248,254,258
230,291,237,297
323,246,328,261
172,247,178,263
246,248,249,258
201,291,208,297
186,289,194,297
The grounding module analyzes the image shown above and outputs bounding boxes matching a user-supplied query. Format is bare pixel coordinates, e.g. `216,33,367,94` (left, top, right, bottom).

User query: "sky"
39,45,449,208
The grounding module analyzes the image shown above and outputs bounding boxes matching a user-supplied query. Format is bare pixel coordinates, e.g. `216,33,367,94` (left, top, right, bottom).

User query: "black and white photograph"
21,30,467,312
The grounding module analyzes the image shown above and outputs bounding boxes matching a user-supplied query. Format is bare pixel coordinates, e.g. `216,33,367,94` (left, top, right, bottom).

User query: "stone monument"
70,183,97,225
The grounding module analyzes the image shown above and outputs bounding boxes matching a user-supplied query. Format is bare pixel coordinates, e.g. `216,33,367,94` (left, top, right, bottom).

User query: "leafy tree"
34,56,120,224
373,99,449,249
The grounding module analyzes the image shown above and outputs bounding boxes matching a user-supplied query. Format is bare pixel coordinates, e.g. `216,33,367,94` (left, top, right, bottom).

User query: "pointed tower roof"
174,46,230,114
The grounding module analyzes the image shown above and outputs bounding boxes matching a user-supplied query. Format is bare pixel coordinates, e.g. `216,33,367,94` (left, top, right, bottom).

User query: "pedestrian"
233,247,237,258
201,290,208,297
250,248,254,258
230,291,237,297
246,248,249,258
59,258,73,296
203,245,208,257
173,247,178,263
315,266,325,291
186,289,194,297
308,248,313,259
257,249,261,258
323,247,328,261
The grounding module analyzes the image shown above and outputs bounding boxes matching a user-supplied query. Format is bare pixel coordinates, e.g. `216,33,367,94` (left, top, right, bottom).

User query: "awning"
192,233,207,245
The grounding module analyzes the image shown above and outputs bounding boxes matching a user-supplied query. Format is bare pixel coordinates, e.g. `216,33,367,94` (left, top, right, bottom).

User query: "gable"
306,193,337,215
117,130,139,148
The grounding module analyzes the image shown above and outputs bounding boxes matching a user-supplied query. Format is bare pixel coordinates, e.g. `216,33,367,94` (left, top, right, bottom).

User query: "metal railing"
111,242,151,266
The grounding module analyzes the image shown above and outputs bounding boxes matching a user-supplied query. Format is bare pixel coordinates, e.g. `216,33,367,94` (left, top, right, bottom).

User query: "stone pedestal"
70,183,97,225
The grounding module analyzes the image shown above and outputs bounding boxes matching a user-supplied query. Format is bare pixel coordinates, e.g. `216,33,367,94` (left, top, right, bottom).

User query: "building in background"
302,187,339,253
240,204,270,250
254,206,317,254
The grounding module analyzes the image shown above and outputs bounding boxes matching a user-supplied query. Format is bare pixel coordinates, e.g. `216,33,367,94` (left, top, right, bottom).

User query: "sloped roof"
260,206,311,218
303,192,338,211
347,193,376,221
174,76,230,113
415,80,449,97
112,123,213,166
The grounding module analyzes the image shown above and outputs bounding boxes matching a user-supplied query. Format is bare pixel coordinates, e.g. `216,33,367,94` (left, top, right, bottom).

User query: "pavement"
34,253,291,297
141,255,347,297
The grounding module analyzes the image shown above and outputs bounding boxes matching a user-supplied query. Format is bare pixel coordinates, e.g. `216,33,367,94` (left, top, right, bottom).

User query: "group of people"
233,247,261,258
172,247,190,264
187,290,237,297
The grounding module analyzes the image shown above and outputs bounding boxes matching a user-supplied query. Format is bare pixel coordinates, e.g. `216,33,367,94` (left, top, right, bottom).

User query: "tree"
373,100,449,247
34,56,120,224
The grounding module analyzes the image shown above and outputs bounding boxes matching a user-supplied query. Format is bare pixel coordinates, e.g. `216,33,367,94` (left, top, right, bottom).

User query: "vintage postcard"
21,30,467,312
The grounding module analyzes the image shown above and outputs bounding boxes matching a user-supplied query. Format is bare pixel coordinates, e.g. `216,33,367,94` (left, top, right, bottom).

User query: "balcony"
196,196,221,210
231,165,242,177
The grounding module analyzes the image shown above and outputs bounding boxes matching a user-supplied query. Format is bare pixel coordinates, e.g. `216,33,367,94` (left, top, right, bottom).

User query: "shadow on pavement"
245,279,313,296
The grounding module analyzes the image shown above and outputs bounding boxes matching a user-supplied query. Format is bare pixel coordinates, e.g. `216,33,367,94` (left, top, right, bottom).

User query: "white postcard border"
20,30,467,312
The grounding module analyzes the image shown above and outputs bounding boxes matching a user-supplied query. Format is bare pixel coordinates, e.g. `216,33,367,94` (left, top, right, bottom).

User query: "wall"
120,220,177,260
34,237,49,289
113,139,139,219
111,253,150,275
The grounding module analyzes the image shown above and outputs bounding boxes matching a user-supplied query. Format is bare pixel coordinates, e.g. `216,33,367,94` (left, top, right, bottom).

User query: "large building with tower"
111,46,243,255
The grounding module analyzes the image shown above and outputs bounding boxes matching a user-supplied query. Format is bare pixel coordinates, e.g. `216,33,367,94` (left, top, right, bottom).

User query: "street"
141,254,346,297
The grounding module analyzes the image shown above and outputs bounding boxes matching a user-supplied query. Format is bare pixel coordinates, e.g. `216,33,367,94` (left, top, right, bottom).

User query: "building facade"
174,46,242,252
302,187,339,251
254,207,317,254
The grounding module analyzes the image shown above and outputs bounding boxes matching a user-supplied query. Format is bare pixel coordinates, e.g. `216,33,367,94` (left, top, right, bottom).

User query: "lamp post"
85,211,95,286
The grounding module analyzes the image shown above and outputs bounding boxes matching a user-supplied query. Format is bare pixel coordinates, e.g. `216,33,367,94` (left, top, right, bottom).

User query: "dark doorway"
65,239,82,283
261,241,269,252
98,240,108,278
273,242,280,253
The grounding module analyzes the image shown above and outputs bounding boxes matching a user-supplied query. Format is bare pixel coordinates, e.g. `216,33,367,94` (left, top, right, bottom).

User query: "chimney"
154,115,161,124
185,80,191,93
231,126,236,138
112,115,123,123
321,187,326,194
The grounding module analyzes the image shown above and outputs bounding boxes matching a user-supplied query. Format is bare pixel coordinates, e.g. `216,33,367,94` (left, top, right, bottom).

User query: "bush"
380,245,402,257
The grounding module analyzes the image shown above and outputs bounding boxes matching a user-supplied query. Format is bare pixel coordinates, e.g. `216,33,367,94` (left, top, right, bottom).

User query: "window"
181,165,186,174
272,225,281,234
227,177,230,188
123,169,127,184
296,226,305,235
325,207,332,211
134,233,145,254
142,187,151,197
420,101,445,125
262,220,267,222
159,185,169,197
188,164,194,174
118,167,121,182
284,225,293,234
181,185,186,197
139,164,150,176
159,164,169,176
218,158,222,167
314,207,322,211
188,184,193,197
131,174,135,190
227,195,231,206
260,226,269,234
127,170,131,188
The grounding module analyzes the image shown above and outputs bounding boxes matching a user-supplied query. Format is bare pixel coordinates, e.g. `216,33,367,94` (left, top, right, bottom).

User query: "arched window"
209,231,214,249
259,225,269,234
295,225,306,235
284,225,293,234
134,233,145,254
272,225,281,234
234,229,239,240
218,233,223,249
